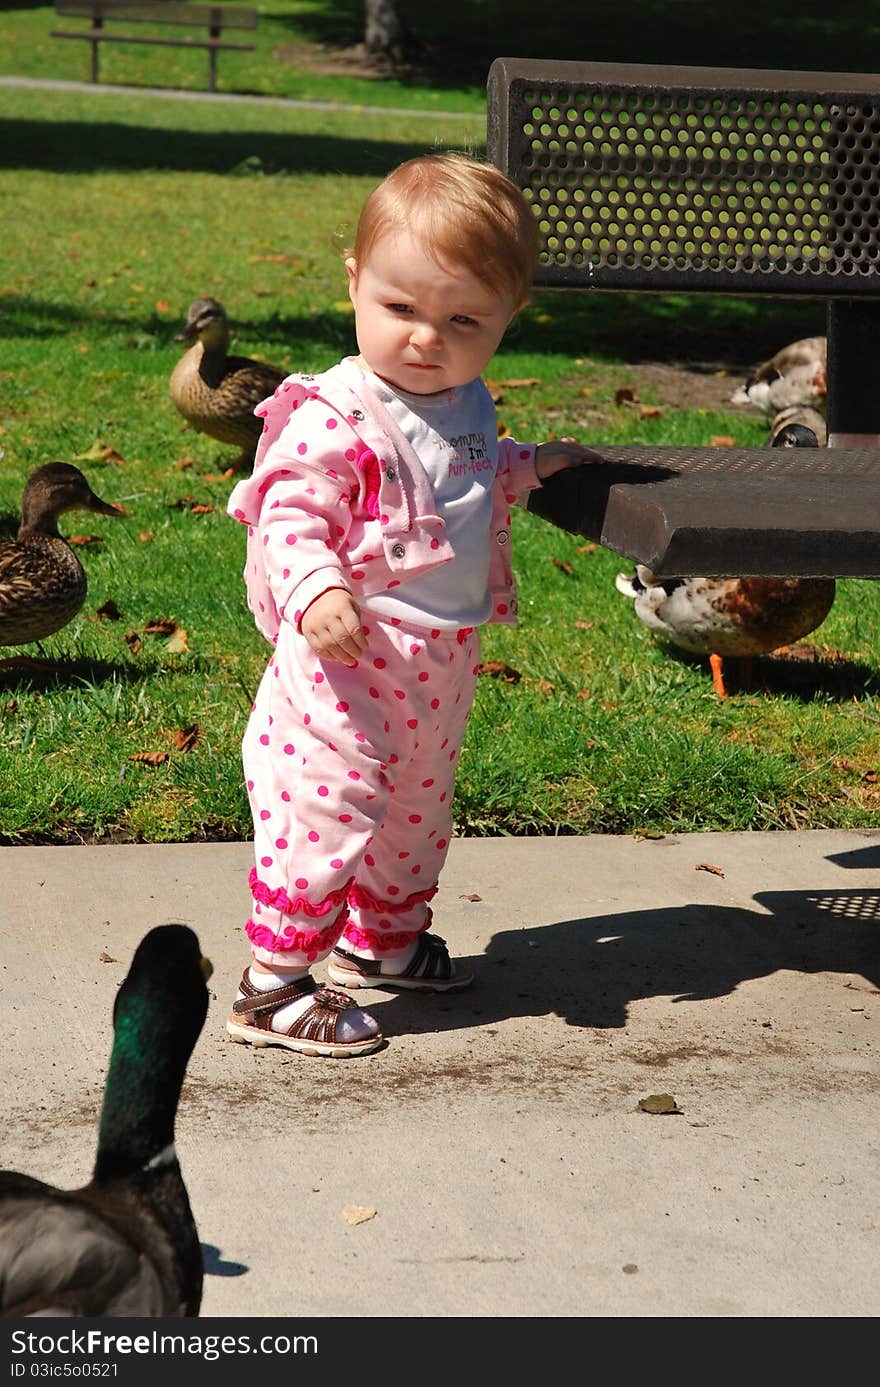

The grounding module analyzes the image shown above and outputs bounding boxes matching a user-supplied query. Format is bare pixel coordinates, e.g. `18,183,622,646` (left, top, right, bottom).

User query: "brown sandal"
327,933,473,993
226,972,383,1057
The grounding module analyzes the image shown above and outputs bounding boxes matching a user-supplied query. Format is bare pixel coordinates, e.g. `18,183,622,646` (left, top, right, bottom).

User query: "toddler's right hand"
300,588,368,666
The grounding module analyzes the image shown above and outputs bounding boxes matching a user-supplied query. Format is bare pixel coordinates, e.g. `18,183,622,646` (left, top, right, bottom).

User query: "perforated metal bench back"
488,57,880,295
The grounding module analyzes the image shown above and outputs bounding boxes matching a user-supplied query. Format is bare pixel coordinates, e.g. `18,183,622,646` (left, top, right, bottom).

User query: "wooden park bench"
487,58,880,578
52,0,258,92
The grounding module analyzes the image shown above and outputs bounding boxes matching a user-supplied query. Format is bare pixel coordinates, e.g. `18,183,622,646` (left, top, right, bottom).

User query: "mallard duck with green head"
0,925,212,1317
0,462,123,664
169,297,287,469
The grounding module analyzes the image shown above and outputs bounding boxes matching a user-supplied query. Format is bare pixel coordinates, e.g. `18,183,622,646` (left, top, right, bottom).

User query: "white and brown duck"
731,334,827,415
169,298,287,469
614,423,835,696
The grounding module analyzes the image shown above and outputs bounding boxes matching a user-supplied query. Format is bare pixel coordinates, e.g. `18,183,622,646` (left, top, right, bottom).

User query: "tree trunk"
364,0,410,60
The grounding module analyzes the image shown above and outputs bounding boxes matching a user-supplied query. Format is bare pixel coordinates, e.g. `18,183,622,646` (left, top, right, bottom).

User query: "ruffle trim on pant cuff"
348,880,438,914
342,918,431,952
245,912,347,960
249,868,353,917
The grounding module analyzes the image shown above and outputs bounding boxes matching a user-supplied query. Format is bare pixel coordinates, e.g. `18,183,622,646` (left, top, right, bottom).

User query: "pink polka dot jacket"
227,356,540,645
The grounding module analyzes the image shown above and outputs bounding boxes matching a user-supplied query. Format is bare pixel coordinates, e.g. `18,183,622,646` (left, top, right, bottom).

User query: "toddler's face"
346,231,517,395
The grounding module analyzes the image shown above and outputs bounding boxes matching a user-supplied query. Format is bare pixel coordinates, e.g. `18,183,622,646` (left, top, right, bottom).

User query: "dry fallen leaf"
459,892,483,902
496,419,510,439
124,632,142,654
614,386,638,406
165,627,190,654
709,435,735,447
552,557,574,576
173,723,201,753
638,1093,682,1115
145,618,178,636
130,751,169,766
696,862,725,878
155,299,170,312
96,600,121,620
498,377,541,388
73,441,124,465
342,1204,377,1226
574,618,596,629
577,544,598,555
534,678,555,696
576,688,592,700
249,252,303,265
189,503,216,516
176,456,194,472
477,660,521,683
138,531,155,544
99,950,117,964
68,534,103,547
639,406,663,420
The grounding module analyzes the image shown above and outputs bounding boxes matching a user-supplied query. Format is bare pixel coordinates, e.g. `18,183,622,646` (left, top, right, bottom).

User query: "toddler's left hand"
535,438,605,481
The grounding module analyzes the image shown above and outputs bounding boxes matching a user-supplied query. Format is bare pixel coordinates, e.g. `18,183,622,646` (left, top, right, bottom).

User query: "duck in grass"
768,402,827,448
169,297,287,470
0,463,123,668
614,423,835,697
730,335,827,415
0,925,212,1317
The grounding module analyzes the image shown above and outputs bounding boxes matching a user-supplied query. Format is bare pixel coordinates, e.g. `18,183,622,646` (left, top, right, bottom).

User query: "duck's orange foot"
709,652,727,698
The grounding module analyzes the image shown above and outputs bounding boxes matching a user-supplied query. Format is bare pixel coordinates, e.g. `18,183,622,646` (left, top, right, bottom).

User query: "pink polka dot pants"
243,615,479,969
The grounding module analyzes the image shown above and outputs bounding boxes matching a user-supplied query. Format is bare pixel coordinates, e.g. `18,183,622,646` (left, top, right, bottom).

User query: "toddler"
226,152,604,1058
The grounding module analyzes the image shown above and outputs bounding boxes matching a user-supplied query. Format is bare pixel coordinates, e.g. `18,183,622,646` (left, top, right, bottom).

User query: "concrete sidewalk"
3,830,879,1318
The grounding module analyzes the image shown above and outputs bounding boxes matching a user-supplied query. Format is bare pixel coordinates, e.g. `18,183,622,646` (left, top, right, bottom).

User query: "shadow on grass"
516,292,826,369
649,644,880,702
0,295,363,359
0,288,827,374
273,0,877,90
0,118,463,176
364,886,880,1037
0,652,219,693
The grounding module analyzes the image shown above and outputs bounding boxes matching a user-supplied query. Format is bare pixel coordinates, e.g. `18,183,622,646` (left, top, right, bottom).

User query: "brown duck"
169,298,287,469
0,463,123,663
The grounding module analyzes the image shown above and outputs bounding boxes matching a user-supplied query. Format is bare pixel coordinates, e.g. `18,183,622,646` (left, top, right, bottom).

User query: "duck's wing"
0,542,39,617
768,335,826,374
0,1173,166,1317
223,356,288,409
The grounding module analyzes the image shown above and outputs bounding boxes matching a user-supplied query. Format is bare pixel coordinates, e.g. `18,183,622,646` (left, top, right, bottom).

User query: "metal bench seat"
527,445,880,579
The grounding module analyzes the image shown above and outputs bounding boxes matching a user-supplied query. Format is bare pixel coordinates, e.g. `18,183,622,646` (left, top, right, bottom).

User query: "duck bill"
86,495,126,517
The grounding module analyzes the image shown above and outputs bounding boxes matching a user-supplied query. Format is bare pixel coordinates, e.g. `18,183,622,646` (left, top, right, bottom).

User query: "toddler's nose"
410,321,442,349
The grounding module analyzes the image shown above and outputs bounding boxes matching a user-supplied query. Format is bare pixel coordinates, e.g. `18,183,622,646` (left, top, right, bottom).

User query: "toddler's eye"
451,314,477,326
388,303,412,315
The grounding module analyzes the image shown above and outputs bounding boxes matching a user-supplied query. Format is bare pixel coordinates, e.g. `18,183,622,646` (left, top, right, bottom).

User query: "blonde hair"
351,153,539,309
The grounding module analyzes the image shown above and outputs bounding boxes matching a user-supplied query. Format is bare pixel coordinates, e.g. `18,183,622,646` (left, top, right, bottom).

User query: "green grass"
1,83,880,843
